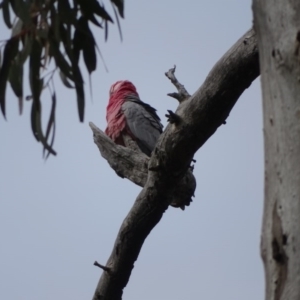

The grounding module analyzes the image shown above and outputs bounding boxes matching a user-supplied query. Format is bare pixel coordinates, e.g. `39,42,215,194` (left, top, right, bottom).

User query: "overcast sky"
0,1,264,299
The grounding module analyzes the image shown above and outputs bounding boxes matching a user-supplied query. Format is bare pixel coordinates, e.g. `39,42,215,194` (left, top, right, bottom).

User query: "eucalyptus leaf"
112,3,123,41
2,0,12,28
58,0,76,25
10,0,30,24
11,18,23,37
78,0,113,23
43,92,57,158
0,37,19,118
59,23,73,61
111,0,124,18
82,23,97,74
20,34,32,63
29,38,43,140
49,33,74,80
72,63,85,122
59,70,74,88
9,53,23,114
33,102,57,156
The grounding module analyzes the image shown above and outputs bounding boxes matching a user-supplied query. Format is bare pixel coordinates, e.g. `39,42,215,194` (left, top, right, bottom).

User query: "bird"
105,80,193,210
105,80,163,156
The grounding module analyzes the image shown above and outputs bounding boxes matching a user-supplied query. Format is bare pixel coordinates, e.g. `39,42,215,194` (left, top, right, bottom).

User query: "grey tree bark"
253,2,300,300
90,28,259,300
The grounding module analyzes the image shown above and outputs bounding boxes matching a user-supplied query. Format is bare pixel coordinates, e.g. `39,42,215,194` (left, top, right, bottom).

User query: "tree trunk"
253,1,300,299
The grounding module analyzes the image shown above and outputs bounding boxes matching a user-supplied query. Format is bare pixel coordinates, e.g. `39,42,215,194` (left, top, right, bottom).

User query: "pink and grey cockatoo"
105,80,193,209
105,80,163,156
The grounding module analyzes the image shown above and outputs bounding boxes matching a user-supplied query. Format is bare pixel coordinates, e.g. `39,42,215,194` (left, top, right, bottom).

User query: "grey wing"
122,99,163,156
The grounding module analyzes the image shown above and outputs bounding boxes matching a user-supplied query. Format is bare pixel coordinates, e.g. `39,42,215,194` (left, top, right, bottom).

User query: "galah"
105,80,163,156
105,80,192,209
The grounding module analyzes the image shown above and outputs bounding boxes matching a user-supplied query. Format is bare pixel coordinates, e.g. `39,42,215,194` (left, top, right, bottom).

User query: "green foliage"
0,0,124,157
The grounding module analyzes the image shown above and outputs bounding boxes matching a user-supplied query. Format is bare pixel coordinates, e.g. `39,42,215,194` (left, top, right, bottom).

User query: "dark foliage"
0,0,124,157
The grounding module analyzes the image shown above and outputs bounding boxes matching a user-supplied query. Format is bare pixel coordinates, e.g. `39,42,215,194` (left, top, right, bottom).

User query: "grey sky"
0,1,264,299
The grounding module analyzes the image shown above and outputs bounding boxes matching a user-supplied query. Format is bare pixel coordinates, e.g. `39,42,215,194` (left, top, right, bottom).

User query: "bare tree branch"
165,65,191,102
89,123,148,186
91,27,259,300
89,122,196,209
94,261,110,272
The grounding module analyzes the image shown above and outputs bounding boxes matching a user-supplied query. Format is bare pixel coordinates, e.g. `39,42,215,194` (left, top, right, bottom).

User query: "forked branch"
91,28,259,300
89,122,196,208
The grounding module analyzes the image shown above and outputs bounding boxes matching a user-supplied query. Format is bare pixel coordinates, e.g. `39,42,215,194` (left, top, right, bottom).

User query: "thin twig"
94,261,110,272
165,65,191,103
